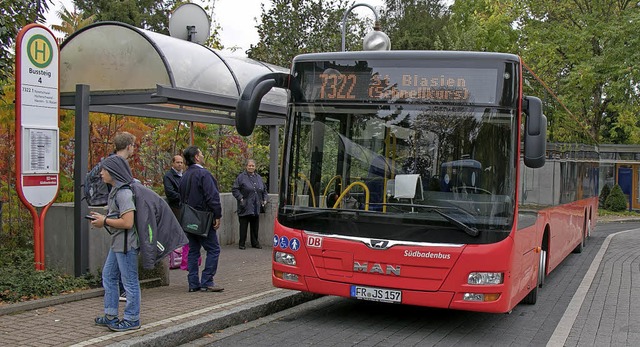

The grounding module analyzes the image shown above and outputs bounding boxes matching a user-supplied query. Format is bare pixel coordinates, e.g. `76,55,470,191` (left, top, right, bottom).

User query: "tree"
50,4,96,38
248,0,367,66
604,184,628,212
447,0,520,53
0,0,51,85
73,0,178,34
380,0,453,51
516,0,640,144
599,183,611,206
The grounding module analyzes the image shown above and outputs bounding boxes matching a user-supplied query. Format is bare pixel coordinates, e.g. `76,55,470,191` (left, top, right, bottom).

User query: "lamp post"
340,3,390,52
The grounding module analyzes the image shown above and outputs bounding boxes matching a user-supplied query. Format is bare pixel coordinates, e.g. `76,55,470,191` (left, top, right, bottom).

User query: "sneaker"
188,287,200,292
201,285,224,292
108,319,141,332
119,291,126,302
95,315,119,327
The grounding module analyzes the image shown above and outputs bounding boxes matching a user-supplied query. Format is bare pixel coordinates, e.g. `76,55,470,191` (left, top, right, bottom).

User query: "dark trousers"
239,214,260,247
186,230,220,289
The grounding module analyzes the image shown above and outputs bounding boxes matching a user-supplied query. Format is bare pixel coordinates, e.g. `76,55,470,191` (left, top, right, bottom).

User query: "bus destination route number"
350,285,402,304
317,72,471,102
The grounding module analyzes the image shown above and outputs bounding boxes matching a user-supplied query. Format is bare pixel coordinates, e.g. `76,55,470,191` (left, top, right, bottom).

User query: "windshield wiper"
431,209,479,237
281,209,339,221
370,203,480,237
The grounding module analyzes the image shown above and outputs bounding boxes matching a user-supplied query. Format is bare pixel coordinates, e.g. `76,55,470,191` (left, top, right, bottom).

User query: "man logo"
368,239,390,249
353,261,401,276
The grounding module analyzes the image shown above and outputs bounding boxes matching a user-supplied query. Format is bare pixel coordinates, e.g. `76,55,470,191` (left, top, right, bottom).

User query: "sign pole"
15,24,60,270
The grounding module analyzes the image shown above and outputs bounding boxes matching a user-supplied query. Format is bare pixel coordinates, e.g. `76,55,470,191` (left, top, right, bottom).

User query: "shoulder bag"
179,173,214,237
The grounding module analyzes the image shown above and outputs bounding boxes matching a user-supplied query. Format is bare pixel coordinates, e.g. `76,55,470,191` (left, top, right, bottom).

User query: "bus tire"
572,226,585,253
521,284,538,305
522,249,545,305
538,249,546,288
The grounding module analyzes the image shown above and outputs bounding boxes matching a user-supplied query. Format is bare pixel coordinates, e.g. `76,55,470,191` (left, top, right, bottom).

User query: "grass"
598,208,640,217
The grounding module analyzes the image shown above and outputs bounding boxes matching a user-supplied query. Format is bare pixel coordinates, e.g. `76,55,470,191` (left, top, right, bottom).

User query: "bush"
0,248,92,304
599,184,611,206
604,184,628,212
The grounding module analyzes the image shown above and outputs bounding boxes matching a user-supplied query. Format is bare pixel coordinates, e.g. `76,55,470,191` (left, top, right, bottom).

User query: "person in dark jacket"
163,154,184,212
231,159,268,250
163,154,193,270
179,146,224,293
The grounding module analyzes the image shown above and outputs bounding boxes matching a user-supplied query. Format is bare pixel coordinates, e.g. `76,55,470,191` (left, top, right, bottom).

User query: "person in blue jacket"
231,159,268,249
179,146,224,293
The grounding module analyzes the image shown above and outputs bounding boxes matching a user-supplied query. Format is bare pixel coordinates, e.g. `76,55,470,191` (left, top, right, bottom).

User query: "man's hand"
214,218,221,230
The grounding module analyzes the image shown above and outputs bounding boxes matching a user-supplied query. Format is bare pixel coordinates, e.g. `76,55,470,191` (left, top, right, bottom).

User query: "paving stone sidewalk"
0,245,314,347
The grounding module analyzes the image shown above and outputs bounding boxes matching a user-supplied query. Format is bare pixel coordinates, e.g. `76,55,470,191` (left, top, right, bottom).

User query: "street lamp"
340,3,390,52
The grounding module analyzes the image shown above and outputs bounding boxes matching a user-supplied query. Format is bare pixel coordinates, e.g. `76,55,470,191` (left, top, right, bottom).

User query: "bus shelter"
59,21,287,275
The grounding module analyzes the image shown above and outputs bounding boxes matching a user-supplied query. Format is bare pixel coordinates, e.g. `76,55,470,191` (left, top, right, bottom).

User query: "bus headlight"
274,270,299,282
463,293,501,302
274,251,297,266
468,272,503,285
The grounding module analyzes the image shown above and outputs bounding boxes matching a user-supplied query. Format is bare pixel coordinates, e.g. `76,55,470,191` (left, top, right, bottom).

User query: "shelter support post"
73,84,90,277
269,125,279,194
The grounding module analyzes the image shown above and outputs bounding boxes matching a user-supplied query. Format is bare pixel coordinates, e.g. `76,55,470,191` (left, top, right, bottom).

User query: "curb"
0,278,159,317
599,218,640,223
0,288,104,316
112,291,320,347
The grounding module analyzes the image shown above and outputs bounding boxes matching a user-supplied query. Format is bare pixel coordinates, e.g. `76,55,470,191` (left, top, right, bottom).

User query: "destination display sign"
297,61,501,105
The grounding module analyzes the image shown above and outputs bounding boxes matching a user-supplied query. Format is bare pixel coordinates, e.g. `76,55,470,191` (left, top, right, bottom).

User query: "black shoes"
239,244,261,249
188,287,200,292
201,285,224,292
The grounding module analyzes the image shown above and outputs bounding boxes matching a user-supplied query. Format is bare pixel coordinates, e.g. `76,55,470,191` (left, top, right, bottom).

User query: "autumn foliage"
1,79,269,249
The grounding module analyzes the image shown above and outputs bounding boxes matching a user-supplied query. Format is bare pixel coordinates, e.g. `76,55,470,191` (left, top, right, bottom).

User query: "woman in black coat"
231,159,269,249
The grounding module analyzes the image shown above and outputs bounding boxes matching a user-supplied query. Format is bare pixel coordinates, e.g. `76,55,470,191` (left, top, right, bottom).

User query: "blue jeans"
186,230,220,289
102,249,140,321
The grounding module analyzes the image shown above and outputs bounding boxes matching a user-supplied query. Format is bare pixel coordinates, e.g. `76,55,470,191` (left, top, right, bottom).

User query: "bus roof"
292,50,520,64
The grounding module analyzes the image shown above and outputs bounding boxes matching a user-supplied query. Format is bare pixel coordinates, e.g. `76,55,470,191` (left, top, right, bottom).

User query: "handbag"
179,174,214,237
179,204,214,237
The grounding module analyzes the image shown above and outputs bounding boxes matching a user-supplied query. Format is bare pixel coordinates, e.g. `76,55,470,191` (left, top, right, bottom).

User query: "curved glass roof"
60,21,287,125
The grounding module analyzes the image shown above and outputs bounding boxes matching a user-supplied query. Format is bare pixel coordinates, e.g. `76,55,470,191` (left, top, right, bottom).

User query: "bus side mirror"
236,72,295,136
523,96,546,168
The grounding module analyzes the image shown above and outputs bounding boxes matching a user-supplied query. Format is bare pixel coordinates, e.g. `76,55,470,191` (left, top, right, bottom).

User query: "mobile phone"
85,215,97,220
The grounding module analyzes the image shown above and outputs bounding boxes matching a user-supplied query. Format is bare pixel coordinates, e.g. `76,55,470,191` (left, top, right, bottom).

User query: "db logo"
307,236,322,248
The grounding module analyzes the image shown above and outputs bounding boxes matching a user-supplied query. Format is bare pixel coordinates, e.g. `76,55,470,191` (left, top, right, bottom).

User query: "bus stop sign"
15,24,60,207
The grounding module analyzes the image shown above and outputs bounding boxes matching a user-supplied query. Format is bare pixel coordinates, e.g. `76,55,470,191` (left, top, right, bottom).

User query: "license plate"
350,285,402,303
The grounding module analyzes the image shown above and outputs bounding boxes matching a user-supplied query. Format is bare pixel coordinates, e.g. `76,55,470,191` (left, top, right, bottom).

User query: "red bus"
236,51,598,313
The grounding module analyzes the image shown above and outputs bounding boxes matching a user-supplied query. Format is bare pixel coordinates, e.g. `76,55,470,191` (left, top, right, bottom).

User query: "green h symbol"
34,40,47,62
27,34,53,68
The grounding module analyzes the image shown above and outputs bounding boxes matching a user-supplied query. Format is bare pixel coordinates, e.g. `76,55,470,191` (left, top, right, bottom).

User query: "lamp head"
363,23,391,51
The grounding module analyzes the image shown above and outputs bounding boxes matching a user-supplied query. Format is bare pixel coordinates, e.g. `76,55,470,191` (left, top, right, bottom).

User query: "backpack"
84,160,109,206
129,181,188,269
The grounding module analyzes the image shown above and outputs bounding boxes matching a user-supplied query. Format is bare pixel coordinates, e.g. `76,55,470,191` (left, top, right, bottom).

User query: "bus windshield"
279,103,517,244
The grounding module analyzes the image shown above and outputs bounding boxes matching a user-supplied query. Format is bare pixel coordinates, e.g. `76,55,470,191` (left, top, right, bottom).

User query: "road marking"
69,288,283,346
547,228,640,347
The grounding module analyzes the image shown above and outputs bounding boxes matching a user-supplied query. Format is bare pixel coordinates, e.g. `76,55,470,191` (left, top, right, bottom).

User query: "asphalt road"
182,221,640,347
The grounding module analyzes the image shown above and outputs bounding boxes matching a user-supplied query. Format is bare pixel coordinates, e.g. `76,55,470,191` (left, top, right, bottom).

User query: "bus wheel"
521,283,538,305
538,249,546,288
522,249,545,305
572,230,585,253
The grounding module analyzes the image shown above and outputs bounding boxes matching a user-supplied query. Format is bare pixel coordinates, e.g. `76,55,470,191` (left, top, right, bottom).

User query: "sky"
44,0,384,56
